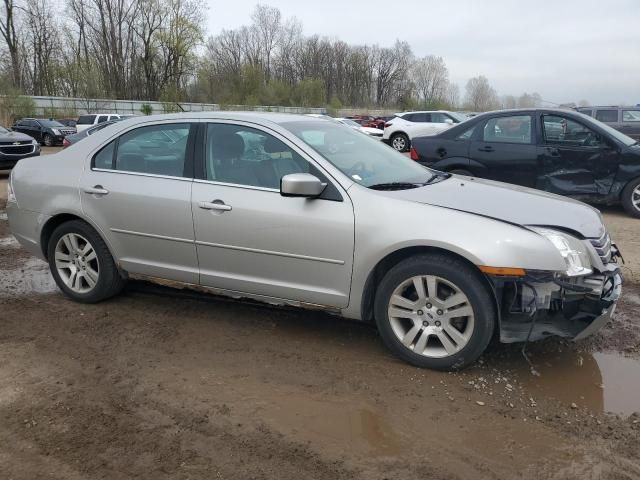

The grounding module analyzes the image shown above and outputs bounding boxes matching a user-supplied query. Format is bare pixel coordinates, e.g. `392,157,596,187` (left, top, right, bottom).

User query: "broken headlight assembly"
529,227,592,277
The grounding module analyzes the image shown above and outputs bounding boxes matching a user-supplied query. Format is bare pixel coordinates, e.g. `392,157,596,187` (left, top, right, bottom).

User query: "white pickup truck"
382,111,469,152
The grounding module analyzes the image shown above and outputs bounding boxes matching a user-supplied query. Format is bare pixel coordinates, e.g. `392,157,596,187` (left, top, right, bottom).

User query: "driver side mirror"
444,119,454,125
280,173,327,198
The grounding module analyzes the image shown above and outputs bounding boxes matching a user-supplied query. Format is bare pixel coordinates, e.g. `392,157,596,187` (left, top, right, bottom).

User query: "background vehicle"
382,111,467,152
76,113,136,132
63,119,124,148
0,125,40,169
578,106,640,140
410,108,640,217
12,118,76,146
336,118,384,138
7,112,622,371
57,118,78,128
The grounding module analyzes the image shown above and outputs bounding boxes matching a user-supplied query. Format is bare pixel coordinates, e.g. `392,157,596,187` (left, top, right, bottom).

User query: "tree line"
1,1,580,112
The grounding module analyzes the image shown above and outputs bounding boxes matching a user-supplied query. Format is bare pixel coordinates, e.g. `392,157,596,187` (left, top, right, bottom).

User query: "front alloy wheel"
388,275,474,358
374,254,496,370
621,178,640,218
43,133,54,147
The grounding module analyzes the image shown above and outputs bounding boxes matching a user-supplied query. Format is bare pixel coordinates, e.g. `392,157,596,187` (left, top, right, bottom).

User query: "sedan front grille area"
60,129,76,136
589,231,612,264
0,144,35,156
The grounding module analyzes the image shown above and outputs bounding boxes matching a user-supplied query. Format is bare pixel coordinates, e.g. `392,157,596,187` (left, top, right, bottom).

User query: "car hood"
0,130,35,142
385,175,605,238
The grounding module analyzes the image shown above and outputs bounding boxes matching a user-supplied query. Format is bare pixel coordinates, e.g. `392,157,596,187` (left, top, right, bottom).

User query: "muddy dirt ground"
1,149,639,479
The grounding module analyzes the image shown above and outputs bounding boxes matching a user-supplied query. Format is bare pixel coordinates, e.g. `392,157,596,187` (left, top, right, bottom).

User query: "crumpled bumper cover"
496,265,623,344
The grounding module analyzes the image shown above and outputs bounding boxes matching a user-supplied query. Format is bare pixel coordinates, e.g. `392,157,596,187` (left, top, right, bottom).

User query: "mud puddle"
510,349,640,417
0,257,58,295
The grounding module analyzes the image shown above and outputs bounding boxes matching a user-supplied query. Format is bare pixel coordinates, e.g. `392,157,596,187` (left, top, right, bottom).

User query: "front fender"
341,186,566,319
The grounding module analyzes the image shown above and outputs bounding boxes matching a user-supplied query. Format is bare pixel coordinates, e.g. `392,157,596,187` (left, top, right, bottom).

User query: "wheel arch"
359,245,498,325
40,212,119,264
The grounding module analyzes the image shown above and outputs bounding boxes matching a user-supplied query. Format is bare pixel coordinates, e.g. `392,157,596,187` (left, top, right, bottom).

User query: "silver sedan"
6,112,623,370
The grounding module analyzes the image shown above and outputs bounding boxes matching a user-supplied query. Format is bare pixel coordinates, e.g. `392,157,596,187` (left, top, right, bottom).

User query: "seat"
208,132,261,187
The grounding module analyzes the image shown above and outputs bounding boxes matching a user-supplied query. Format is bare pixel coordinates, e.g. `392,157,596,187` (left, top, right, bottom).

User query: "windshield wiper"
421,172,451,185
368,182,422,191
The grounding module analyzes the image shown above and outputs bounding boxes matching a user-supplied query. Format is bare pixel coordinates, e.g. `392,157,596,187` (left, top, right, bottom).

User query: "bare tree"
0,0,22,87
411,55,448,107
251,3,280,80
464,75,499,111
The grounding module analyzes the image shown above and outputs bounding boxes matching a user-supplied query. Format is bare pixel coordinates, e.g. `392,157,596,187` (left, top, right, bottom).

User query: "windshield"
579,113,637,146
449,112,469,123
282,120,435,187
39,120,65,127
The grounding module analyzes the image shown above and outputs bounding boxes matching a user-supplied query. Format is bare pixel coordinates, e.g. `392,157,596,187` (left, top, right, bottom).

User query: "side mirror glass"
280,173,327,198
444,118,454,125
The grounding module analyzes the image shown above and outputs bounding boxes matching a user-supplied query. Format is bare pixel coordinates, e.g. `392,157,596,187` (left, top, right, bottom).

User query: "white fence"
8,95,330,117
1,95,395,119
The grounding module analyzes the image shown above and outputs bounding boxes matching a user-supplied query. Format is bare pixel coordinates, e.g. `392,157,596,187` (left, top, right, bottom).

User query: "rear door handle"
83,185,109,195
198,200,232,212
478,146,494,152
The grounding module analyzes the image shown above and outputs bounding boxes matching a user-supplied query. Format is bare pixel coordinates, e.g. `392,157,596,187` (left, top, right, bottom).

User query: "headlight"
7,171,17,204
51,129,61,135
530,227,592,277
31,139,39,146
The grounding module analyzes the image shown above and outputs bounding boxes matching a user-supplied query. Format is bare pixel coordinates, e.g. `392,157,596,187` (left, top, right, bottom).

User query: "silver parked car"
6,113,623,370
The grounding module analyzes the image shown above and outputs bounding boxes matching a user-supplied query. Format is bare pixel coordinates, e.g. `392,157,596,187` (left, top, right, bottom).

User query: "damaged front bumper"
494,246,623,344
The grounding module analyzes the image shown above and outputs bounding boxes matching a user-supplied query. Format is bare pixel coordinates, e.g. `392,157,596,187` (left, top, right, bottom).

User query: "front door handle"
198,200,232,212
83,185,109,195
478,146,494,152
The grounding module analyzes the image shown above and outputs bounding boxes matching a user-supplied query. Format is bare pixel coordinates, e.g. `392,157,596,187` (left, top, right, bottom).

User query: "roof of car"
114,111,322,127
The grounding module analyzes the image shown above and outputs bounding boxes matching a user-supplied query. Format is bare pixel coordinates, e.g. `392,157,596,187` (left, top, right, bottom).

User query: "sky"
205,0,640,106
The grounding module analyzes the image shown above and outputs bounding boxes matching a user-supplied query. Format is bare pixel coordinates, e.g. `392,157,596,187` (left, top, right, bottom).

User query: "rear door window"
482,115,532,144
114,124,191,177
595,110,618,123
93,124,192,176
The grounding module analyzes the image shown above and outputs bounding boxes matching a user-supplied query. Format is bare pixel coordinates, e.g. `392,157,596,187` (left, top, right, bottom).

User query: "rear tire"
390,133,410,152
621,177,640,218
47,220,125,303
374,253,496,370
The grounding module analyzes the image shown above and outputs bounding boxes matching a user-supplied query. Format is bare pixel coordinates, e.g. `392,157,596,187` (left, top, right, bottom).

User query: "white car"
382,111,468,152
76,113,137,132
336,118,384,139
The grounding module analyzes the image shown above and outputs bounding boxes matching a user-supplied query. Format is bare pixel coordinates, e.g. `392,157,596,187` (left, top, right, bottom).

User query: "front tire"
43,134,54,147
47,220,125,303
621,177,640,218
374,254,496,370
390,133,409,152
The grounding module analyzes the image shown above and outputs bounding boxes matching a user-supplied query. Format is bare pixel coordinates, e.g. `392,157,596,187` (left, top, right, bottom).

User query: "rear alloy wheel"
43,133,54,147
47,220,125,303
374,254,496,370
621,177,640,218
391,133,409,152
